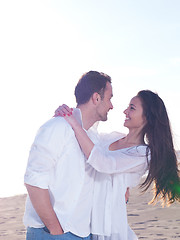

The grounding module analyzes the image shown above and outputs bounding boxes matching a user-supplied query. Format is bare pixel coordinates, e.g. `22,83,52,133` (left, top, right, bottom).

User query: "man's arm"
24,119,70,235
25,184,63,235
125,187,130,204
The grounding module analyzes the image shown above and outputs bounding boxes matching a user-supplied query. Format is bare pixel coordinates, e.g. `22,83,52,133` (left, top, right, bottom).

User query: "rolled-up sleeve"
24,118,70,189
87,145,149,174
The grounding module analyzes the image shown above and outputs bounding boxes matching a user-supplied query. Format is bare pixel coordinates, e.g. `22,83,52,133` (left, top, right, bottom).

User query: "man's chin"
101,116,108,122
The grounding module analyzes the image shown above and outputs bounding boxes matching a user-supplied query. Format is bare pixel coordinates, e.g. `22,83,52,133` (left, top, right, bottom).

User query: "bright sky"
0,0,180,197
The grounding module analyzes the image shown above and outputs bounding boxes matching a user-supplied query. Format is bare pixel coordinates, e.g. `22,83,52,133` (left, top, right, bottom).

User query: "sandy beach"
127,186,180,239
0,185,179,240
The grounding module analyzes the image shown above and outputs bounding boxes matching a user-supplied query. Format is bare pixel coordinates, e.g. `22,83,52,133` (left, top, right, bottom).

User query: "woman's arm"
64,114,94,159
64,114,148,174
54,106,149,174
54,105,95,158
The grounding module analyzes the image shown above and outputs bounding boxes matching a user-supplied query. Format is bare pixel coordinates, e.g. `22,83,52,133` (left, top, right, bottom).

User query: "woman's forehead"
130,96,141,105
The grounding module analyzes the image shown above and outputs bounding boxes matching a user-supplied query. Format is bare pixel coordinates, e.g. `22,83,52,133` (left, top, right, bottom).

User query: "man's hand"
49,226,64,235
125,187,130,204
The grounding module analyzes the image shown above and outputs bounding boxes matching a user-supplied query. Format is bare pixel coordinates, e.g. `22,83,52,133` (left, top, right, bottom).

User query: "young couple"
24,71,180,240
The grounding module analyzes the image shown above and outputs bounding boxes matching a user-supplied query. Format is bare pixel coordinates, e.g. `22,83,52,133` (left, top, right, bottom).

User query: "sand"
127,187,180,239
0,187,179,240
0,194,26,240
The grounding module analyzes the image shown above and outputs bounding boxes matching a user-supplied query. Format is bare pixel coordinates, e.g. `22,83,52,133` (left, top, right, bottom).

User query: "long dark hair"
137,90,180,206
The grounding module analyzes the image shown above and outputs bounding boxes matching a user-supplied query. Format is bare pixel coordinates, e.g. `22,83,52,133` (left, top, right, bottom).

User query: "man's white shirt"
23,109,99,237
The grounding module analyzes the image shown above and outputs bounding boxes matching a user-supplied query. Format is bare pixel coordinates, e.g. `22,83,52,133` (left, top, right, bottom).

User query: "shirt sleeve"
24,118,71,189
87,144,149,174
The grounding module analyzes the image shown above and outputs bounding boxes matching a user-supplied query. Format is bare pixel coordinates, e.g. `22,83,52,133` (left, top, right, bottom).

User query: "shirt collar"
72,108,83,127
73,108,99,134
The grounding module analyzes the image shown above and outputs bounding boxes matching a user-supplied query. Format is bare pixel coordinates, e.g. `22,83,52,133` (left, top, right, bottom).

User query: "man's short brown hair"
75,71,111,105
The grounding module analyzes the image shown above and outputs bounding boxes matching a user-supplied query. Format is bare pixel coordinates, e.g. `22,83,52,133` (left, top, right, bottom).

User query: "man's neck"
77,105,97,130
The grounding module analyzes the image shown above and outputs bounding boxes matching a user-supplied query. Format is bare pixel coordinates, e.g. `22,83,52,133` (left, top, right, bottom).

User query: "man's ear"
92,92,100,105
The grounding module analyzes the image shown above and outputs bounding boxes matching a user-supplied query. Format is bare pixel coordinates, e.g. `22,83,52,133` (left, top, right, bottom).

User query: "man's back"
23,115,94,236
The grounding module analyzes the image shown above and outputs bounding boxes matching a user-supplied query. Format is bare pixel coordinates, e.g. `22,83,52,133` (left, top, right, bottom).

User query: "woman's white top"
88,132,150,240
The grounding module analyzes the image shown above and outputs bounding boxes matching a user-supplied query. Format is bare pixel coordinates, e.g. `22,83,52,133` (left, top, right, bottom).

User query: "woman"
54,90,180,239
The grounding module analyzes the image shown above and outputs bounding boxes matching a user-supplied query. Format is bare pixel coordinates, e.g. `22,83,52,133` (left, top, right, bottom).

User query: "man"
23,71,114,239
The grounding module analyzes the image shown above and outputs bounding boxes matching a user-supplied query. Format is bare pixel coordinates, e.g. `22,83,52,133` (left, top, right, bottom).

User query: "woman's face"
123,96,147,130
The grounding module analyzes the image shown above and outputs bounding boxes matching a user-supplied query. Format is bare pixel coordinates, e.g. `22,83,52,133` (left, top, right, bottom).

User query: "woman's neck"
109,129,145,151
124,129,145,146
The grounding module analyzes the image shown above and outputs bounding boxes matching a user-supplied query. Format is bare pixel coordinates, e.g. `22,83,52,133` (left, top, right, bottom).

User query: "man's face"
96,82,113,121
